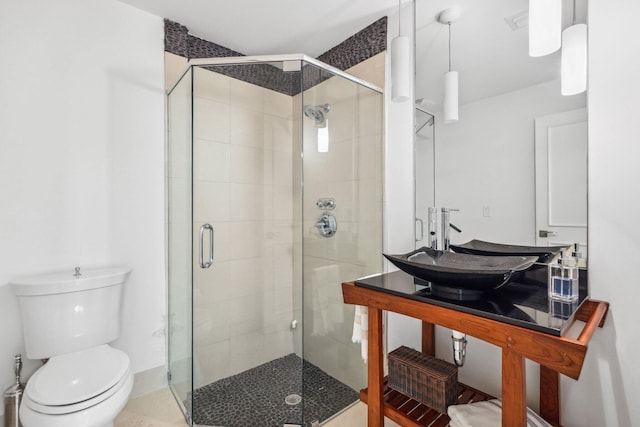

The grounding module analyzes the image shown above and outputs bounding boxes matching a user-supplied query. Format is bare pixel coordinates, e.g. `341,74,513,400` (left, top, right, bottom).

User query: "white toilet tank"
10,266,131,359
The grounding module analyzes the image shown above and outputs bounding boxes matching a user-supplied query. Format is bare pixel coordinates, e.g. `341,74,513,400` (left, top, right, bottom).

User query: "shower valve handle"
315,212,337,238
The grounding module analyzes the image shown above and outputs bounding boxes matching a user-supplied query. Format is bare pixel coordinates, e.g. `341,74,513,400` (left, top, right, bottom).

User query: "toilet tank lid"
10,266,131,296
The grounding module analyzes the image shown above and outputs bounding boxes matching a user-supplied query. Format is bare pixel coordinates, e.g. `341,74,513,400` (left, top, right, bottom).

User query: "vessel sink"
449,239,570,264
383,247,537,294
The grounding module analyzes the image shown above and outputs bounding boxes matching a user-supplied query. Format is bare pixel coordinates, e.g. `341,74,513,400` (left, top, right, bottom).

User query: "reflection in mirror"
414,0,588,262
415,105,435,248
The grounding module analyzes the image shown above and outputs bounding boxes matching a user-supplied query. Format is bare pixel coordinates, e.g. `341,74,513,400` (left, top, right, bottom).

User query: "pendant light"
439,8,461,124
528,0,562,57
561,0,587,95
391,0,410,102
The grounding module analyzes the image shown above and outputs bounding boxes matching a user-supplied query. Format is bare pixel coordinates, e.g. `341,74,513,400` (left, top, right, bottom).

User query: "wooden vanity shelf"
360,378,494,427
342,272,609,427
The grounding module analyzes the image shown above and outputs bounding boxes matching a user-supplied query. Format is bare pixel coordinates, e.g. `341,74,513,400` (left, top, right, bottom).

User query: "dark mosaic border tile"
188,34,244,59
164,17,386,96
191,353,358,427
164,19,188,57
202,63,300,96
317,16,387,71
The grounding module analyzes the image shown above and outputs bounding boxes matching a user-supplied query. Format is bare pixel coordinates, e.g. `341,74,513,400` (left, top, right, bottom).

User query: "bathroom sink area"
449,239,570,264
383,247,537,299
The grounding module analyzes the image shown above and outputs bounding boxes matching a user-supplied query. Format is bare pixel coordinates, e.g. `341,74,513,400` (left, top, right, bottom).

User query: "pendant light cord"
398,0,402,36
398,0,402,37
572,0,577,25
448,22,452,72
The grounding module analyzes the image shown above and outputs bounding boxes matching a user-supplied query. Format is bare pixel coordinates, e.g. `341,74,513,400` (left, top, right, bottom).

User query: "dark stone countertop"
354,265,588,336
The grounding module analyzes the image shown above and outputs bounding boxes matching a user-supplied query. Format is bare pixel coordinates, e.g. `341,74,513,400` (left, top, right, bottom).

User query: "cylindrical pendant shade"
528,0,562,57
561,23,588,96
391,36,410,102
443,71,458,123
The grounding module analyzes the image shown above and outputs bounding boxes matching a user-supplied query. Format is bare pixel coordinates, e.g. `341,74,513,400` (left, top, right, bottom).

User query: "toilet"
10,266,133,427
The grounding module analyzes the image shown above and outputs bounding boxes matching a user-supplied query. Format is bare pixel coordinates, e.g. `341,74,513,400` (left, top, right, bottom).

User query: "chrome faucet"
441,208,461,251
427,207,438,249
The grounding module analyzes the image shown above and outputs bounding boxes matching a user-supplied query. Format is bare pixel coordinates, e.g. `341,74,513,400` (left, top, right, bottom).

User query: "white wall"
0,0,165,417
562,0,640,425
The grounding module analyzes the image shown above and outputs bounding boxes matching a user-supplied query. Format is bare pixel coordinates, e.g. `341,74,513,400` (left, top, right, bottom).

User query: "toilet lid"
26,345,130,407
24,366,131,415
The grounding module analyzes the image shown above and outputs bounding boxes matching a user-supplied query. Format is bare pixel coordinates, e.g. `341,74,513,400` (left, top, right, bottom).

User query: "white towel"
351,306,388,373
351,305,369,362
447,399,552,427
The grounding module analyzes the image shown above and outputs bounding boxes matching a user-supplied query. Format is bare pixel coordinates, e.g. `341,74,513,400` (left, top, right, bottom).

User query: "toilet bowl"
10,266,133,427
19,345,133,427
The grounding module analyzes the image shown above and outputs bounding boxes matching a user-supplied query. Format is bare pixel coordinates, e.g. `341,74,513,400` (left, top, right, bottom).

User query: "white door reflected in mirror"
535,108,587,258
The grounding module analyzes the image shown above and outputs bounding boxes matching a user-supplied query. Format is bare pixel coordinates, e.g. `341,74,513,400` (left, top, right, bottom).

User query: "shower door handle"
199,223,214,269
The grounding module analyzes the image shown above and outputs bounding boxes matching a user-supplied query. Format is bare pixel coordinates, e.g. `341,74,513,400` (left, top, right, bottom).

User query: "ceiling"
119,0,399,58
120,0,587,110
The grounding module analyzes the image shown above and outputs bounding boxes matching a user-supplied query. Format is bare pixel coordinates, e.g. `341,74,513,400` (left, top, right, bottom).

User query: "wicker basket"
388,346,458,413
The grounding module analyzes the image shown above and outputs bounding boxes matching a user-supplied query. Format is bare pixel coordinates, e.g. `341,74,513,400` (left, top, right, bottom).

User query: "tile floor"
115,388,400,427
324,402,401,427
114,388,187,427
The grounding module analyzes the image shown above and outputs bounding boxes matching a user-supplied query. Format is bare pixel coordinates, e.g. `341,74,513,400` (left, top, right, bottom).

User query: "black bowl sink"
383,247,538,296
449,239,570,264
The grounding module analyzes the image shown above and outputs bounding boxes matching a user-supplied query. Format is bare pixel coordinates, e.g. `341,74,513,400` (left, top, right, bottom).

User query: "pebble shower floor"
190,353,359,426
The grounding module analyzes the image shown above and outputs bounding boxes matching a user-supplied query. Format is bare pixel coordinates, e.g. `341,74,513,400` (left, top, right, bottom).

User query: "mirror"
414,0,588,261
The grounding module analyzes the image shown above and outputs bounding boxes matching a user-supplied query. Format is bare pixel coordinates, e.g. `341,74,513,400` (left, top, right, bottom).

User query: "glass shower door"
188,62,303,426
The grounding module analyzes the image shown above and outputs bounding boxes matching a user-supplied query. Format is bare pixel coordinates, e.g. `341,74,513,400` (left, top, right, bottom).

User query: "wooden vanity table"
342,269,608,427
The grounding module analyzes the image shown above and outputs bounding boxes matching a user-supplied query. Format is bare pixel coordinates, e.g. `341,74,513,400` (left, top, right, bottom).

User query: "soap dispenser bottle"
548,250,579,301
572,243,583,267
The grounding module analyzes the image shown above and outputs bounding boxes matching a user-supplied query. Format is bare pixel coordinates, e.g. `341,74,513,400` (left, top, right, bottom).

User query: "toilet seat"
20,369,133,427
24,345,130,415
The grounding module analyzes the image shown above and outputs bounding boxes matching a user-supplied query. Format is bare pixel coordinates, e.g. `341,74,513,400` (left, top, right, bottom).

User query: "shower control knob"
315,212,338,237
316,198,336,210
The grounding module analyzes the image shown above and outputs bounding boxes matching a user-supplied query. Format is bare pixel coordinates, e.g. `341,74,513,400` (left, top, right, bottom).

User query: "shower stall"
166,55,384,426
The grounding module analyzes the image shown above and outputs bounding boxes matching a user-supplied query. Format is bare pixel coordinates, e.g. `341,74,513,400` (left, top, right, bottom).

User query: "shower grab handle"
199,223,214,269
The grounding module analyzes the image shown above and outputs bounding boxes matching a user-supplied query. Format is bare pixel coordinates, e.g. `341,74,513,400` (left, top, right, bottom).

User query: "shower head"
303,104,331,125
